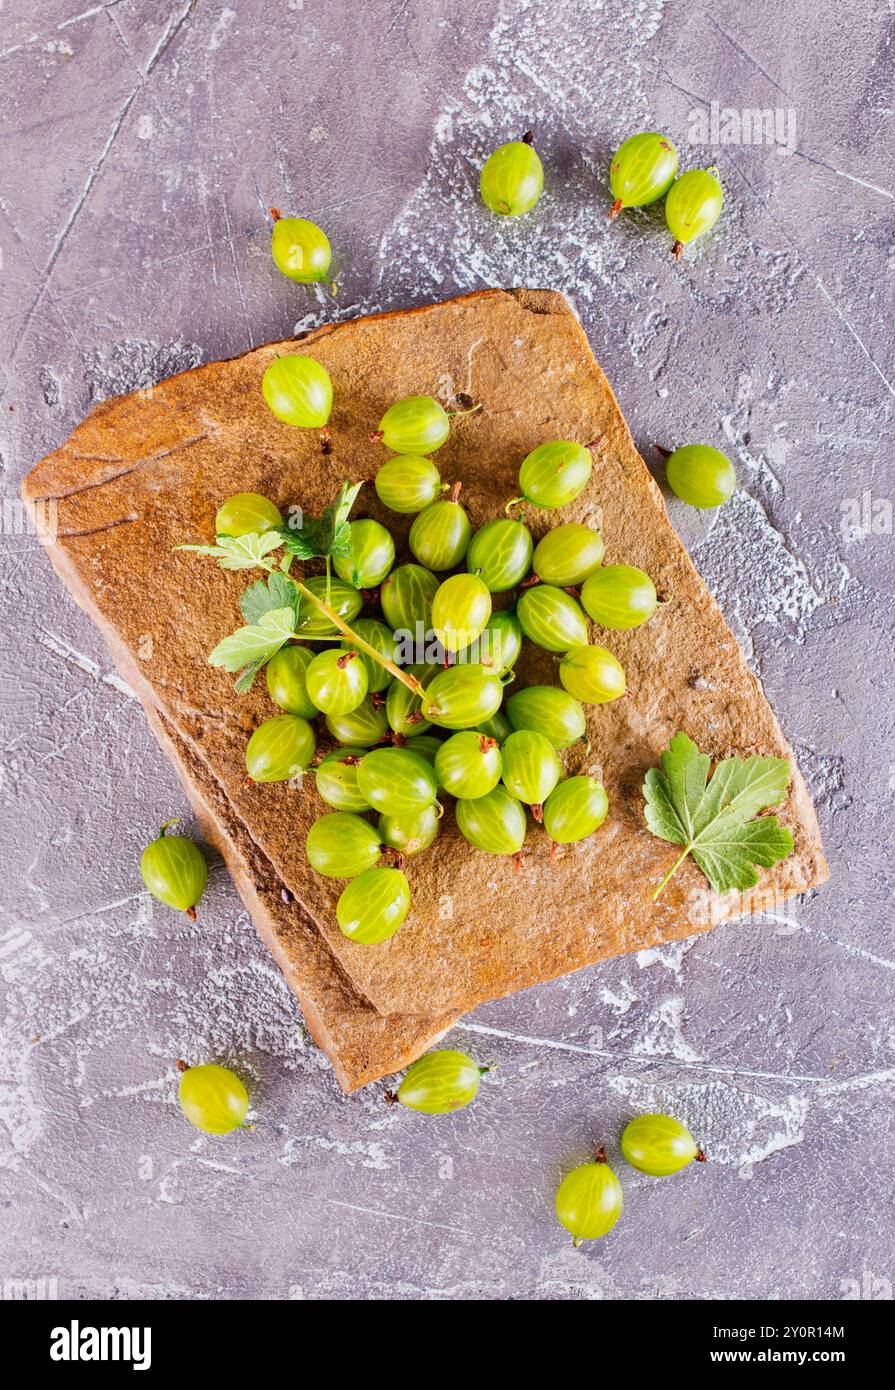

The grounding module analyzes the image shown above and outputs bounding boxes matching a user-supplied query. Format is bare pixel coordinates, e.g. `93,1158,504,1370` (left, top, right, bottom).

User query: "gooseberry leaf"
177,531,284,571
279,479,363,561
240,570,300,625
643,731,794,898
208,606,298,687
233,657,267,694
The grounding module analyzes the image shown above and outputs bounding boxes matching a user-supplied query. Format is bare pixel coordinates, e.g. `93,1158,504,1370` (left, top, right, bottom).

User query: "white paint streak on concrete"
35,629,136,697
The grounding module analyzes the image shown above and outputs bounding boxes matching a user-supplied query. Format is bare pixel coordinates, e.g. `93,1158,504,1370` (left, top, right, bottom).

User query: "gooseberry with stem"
140,820,208,919
396,1050,492,1113
480,132,544,217
555,1148,623,1245
269,210,333,286
621,1113,705,1175
608,132,678,220
507,440,594,512
665,167,723,260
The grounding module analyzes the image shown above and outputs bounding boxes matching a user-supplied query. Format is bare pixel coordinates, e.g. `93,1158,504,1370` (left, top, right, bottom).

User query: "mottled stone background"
1,0,892,1300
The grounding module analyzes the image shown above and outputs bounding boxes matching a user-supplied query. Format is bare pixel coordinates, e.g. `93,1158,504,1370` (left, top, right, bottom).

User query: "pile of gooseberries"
198,362,731,961
211,350,676,947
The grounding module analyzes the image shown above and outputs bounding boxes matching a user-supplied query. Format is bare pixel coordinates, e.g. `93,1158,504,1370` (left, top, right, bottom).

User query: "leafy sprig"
643,731,794,898
175,481,426,703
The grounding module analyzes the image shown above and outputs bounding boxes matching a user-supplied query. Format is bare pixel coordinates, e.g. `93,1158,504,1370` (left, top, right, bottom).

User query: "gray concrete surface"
1,0,893,1301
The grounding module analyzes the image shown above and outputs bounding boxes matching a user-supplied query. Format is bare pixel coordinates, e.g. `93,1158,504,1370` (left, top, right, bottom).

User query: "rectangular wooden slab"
24,288,829,1029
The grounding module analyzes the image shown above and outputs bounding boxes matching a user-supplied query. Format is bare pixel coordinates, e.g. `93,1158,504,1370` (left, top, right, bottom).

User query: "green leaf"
208,606,298,676
279,480,363,561
329,478,364,531
233,657,268,693
240,571,301,624
643,731,794,898
691,817,795,896
278,527,323,561
176,531,284,571
329,519,354,558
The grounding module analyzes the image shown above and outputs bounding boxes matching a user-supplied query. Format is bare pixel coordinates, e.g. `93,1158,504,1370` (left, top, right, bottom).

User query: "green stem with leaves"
180,480,436,710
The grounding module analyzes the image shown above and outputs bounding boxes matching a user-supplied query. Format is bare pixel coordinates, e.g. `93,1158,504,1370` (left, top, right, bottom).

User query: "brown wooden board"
24,288,828,1035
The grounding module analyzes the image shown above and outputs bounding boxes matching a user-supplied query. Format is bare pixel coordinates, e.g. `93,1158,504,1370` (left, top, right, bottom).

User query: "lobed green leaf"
208,606,298,675
643,731,794,897
176,530,284,571
240,570,301,624
279,480,364,561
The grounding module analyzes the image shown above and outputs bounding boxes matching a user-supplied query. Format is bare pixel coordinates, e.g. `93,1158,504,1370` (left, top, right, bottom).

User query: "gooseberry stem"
258,560,433,711
652,844,691,900
445,401,483,420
